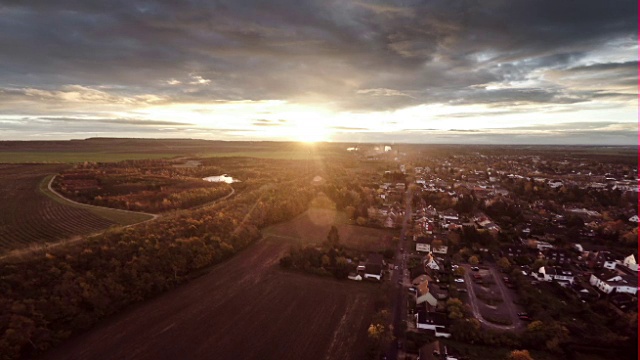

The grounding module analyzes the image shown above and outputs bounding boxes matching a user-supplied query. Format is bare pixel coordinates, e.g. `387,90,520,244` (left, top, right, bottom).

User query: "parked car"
471,266,480,271
454,278,464,283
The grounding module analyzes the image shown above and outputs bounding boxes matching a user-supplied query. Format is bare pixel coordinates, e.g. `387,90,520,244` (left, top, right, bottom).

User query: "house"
416,236,431,253
415,310,451,338
598,251,618,270
415,279,438,308
415,236,448,254
384,216,395,228
589,270,638,295
425,254,440,271
439,209,459,222
502,245,536,262
412,274,431,286
534,266,556,282
628,215,639,223
545,249,571,266
364,254,384,281
533,266,574,285
347,272,362,281
620,254,638,272
418,340,459,360
553,269,575,285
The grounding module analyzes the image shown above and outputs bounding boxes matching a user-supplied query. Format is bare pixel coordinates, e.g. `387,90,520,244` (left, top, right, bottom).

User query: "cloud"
0,0,635,143
39,117,192,126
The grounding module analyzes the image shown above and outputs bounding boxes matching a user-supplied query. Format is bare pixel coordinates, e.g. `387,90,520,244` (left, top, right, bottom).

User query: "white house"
425,255,440,271
621,254,638,272
533,266,574,285
589,271,638,295
629,215,639,223
347,272,362,281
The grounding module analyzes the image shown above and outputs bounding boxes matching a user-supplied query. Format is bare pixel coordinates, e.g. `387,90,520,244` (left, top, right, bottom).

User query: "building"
589,270,638,295
415,310,451,338
416,236,431,253
533,266,574,285
364,254,384,281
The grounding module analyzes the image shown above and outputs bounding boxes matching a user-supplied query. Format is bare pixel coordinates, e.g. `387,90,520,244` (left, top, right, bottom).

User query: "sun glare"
290,122,330,143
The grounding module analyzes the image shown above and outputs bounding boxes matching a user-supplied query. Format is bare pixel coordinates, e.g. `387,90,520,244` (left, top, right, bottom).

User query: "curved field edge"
0,182,315,359
39,174,156,226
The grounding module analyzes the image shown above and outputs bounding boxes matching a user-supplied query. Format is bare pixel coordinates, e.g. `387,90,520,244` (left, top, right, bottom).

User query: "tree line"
0,178,314,359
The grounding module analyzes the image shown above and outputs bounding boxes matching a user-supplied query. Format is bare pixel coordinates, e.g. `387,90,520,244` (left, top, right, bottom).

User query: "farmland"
41,236,378,360
0,164,124,254
264,208,397,252
0,162,159,256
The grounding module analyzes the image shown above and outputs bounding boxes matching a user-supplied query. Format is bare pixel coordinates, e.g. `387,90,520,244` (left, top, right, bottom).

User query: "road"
385,187,413,360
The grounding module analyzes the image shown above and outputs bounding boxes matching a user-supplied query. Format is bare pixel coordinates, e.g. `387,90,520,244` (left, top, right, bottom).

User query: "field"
41,236,378,360
197,150,325,160
0,138,333,163
0,152,179,163
264,208,397,252
0,164,153,255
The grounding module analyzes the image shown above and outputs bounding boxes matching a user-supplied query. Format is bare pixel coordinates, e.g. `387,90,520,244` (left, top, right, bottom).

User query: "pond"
202,174,240,184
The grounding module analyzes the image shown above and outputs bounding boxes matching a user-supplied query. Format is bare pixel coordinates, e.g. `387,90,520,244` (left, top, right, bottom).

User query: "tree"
344,205,356,220
454,267,466,277
507,349,534,360
468,255,479,265
356,216,367,226
497,257,512,272
326,226,340,247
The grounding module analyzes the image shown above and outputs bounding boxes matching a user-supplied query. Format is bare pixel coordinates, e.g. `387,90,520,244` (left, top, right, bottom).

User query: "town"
328,145,638,359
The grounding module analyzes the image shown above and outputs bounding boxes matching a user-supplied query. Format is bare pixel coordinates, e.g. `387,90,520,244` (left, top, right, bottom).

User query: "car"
454,278,464,283
394,265,399,270
459,289,468,293
451,265,459,269
517,312,528,317
473,274,482,279
503,277,510,282
471,267,480,271
519,316,532,321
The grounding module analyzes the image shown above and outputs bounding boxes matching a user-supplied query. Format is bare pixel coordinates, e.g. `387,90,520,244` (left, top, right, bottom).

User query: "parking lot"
459,264,527,331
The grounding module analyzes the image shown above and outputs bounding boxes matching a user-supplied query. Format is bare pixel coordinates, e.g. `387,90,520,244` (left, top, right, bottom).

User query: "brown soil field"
40,236,378,360
264,208,397,251
0,164,117,254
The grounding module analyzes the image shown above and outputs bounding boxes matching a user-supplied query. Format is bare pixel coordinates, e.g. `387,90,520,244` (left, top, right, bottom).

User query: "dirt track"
41,236,377,360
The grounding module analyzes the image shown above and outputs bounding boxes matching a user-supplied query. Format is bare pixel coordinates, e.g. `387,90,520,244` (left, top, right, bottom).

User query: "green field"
39,175,154,225
0,152,179,163
197,150,324,160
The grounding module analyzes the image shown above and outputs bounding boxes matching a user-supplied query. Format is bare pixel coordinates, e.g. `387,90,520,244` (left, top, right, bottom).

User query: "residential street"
385,187,413,360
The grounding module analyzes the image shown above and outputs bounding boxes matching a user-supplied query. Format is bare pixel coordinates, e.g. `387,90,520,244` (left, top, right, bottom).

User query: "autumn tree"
507,349,534,360
468,255,479,265
497,257,512,272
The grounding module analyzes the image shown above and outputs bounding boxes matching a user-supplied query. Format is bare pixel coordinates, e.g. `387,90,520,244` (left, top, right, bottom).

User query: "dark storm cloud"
0,0,636,142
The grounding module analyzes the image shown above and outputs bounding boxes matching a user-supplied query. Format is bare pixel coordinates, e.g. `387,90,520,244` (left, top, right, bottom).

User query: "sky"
0,0,637,144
